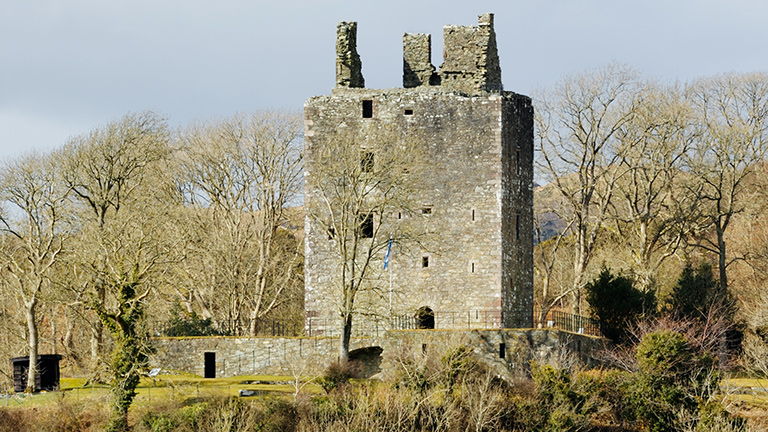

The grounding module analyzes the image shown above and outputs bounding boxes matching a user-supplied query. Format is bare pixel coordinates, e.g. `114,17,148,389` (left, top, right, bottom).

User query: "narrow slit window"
359,214,374,238
362,100,373,118
471,262,475,273
361,151,374,173
471,209,475,221
515,214,521,240
499,343,506,359
404,108,414,115
516,148,521,175
422,256,429,268
398,212,402,220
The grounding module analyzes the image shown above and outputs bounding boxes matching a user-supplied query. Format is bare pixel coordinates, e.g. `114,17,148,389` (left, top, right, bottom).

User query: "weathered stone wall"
501,95,535,328
305,88,533,333
149,329,606,379
380,329,607,381
150,336,383,378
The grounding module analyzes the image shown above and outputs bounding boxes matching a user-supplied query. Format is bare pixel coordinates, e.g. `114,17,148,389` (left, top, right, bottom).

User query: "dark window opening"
362,100,373,118
361,151,374,172
327,226,336,239
422,256,429,268
499,343,506,359
422,207,432,215
359,213,374,238
516,148,521,175
404,108,414,115
472,209,475,221
416,306,435,329
515,214,520,240
204,352,216,378
398,212,402,220
471,262,475,273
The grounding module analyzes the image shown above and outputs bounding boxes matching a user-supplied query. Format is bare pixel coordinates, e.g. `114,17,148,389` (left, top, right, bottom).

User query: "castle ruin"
149,16,603,380
304,14,534,335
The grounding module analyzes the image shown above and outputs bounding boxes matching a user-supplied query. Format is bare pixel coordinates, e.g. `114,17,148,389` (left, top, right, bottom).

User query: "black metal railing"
256,309,601,338
533,308,601,336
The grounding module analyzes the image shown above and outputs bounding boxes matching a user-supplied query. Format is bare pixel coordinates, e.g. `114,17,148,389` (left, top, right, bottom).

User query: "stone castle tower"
304,14,534,336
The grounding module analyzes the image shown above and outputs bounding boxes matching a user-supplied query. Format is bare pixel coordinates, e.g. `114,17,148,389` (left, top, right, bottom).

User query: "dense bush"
632,330,720,432
163,303,228,337
668,263,722,321
585,267,656,344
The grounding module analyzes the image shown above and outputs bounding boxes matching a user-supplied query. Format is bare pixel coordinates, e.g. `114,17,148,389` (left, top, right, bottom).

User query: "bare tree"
305,127,426,361
611,83,694,292
0,151,69,392
61,111,174,431
533,206,576,327
178,111,303,336
535,63,644,313
684,73,768,296
62,111,171,364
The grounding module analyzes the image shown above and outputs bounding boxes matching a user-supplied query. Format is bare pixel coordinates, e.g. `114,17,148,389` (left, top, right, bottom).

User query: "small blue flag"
383,238,393,270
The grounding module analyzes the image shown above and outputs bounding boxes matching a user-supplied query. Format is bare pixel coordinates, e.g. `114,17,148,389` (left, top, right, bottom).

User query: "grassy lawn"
2,373,318,408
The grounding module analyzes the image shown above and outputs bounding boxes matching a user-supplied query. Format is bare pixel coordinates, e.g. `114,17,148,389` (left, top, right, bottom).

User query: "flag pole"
384,237,393,313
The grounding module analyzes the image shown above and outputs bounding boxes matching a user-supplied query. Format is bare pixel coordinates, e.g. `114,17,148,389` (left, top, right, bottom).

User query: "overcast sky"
2,0,768,161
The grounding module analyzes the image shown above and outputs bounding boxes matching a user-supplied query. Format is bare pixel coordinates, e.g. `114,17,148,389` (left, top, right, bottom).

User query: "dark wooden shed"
10,354,62,393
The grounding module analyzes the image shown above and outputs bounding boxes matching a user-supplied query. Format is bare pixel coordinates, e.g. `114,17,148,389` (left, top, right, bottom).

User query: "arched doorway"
416,306,435,329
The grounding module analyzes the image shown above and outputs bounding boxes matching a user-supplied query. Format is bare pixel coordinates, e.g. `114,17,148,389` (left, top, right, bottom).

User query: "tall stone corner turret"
439,12,503,94
335,21,365,88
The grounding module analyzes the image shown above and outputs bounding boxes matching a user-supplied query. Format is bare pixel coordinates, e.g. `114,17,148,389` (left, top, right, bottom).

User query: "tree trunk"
25,297,38,393
339,313,352,362
249,311,260,336
716,227,728,296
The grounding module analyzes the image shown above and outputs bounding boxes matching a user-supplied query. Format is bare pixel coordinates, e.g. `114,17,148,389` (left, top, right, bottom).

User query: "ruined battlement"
336,13,503,95
336,21,364,88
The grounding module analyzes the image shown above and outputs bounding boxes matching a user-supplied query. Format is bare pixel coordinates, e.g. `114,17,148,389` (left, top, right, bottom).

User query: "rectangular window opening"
499,343,506,359
516,148,521,175
362,100,373,118
404,108,414,116
422,256,429,268
471,262,475,273
398,212,402,220
361,151,374,173
471,209,475,221
359,213,374,238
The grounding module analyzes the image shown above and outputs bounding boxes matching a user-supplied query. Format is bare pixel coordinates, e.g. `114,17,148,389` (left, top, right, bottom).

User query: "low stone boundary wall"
150,336,382,378
150,329,606,379
379,328,607,381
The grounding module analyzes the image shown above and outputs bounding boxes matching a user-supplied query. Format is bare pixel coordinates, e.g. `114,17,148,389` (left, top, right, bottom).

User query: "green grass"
2,373,319,408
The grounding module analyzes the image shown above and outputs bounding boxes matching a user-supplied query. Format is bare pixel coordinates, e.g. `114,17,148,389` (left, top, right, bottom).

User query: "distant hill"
533,182,568,244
